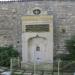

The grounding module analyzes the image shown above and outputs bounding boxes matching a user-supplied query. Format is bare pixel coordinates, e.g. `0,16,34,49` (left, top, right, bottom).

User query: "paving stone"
23,72,32,75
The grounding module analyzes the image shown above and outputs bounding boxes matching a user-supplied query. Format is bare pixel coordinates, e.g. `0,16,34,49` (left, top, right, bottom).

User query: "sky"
0,0,16,1
0,0,11,1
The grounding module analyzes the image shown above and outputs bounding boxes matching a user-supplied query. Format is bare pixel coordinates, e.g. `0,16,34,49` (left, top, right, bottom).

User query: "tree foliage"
0,45,19,67
62,36,75,60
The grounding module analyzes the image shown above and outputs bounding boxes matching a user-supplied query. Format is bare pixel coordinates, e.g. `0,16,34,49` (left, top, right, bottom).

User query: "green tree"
0,45,19,67
62,35,75,60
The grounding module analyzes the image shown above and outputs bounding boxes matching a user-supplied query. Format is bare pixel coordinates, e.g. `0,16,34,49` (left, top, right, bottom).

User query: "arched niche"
27,35,47,63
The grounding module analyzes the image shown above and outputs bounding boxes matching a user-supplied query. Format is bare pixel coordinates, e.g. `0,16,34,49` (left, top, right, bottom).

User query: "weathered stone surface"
0,1,75,56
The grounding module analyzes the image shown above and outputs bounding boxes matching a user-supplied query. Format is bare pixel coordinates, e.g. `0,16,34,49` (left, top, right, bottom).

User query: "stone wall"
0,1,75,56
